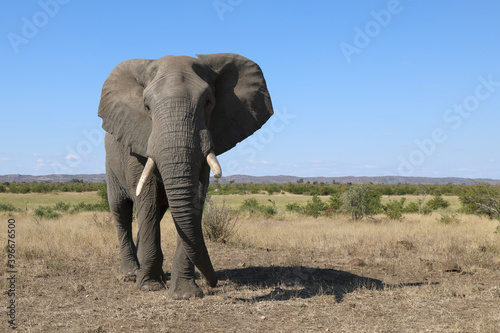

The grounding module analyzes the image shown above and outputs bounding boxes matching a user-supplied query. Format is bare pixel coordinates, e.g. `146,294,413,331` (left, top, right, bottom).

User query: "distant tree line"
1,180,498,198
207,180,496,197
0,179,104,193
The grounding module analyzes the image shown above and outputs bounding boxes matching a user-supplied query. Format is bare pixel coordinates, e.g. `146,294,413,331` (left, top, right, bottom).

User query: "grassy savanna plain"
1,192,499,332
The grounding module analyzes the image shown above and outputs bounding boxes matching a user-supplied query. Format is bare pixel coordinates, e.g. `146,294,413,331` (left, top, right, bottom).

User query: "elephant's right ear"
98,59,153,157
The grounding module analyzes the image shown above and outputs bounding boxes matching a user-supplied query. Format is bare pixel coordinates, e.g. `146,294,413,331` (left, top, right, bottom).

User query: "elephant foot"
136,269,166,291
139,279,166,291
120,260,139,281
122,270,138,282
168,278,204,299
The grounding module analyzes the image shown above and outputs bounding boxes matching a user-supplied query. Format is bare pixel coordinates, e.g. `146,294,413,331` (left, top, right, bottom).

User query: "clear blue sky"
1,1,499,179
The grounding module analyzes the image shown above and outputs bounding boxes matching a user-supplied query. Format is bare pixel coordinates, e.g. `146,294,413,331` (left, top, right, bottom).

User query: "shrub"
88,212,113,230
97,183,110,211
203,199,237,243
71,201,107,213
425,195,450,211
383,198,406,221
437,212,461,225
239,198,276,216
266,184,280,195
0,203,19,212
54,201,71,212
303,195,328,218
34,206,62,219
341,185,381,220
285,202,303,214
328,194,342,212
403,202,420,213
263,199,278,216
459,183,500,219
240,198,262,214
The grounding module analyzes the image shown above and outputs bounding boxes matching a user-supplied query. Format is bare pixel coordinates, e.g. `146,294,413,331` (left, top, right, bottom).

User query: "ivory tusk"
136,157,156,197
207,151,222,178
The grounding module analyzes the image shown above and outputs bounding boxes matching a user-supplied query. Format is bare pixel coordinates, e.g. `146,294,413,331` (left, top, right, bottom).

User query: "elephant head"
98,53,273,287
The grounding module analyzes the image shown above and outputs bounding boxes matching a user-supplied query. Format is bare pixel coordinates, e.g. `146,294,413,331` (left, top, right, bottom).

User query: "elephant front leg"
135,196,167,291
168,235,204,299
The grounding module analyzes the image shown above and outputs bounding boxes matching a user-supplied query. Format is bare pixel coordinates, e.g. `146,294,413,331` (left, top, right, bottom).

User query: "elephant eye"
205,98,215,113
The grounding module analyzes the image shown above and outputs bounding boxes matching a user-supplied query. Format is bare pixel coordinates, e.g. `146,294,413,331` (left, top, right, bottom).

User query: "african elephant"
98,53,273,298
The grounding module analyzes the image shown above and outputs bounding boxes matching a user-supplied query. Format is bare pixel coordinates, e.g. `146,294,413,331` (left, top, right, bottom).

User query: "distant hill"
0,174,106,183
0,173,499,185
211,175,500,185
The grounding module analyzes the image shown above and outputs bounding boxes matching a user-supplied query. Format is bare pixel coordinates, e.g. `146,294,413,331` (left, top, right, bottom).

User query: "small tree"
459,183,500,219
341,184,381,220
328,193,342,212
417,190,427,214
97,183,110,211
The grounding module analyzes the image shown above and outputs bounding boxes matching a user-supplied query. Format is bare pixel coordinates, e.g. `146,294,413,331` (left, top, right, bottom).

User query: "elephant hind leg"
112,200,139,279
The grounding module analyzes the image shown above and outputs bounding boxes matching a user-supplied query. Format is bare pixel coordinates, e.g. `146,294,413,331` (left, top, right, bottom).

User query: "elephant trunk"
155,154,218,287
144,105,218,287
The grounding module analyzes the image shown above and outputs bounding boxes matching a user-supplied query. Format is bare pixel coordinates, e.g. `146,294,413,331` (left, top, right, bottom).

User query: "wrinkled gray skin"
98,53,273,298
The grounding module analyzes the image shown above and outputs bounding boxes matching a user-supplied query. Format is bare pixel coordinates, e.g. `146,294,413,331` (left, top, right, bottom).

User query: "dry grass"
1,193,499,332
210,192,331,210
235,213,500,270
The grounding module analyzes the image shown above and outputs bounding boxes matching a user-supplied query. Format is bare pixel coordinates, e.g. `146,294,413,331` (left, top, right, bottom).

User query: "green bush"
403,202,420,213
54,201,71,212
285,202,303,214
303,195,328,218
71,201,107,213
263,199,278,216
34,206,62,219
239,198,276,216
425,195,450,211
97,183,110,211
0,203,19,212
341,185,381,220
328,194,342,212
383,198,406,221
240,198,262,214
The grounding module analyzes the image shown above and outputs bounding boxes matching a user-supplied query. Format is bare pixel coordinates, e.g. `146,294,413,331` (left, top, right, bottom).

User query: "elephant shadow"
216,265,435,302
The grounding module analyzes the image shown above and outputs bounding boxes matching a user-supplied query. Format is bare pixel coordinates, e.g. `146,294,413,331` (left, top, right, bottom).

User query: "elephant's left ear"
197,53,274,155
